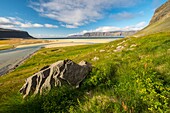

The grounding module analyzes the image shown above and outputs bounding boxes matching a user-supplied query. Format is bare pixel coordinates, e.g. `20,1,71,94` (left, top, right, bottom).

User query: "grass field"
0,32,170,113
0,45,14,50
0,38,48,50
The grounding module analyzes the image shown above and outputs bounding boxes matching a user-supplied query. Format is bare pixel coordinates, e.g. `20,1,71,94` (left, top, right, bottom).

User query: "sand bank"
17,39,116,48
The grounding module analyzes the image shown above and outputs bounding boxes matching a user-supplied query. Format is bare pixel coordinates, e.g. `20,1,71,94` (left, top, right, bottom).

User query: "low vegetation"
0,45,14,50
0,39,48,50
0,32,170,113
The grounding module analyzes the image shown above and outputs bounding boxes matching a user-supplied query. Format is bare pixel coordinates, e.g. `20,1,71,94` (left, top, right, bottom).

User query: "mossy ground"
0,32,170,113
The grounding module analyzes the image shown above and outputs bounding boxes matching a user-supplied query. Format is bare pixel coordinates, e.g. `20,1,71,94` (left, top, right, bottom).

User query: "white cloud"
20,23,44,28
0,25,15,29
30,0,139,28
61,24,78,28
0,17,58,29
44,24,58,28
68,21,147,36
0,17,12,25
33,34,64,38
110,11,145,20
110,12,135,20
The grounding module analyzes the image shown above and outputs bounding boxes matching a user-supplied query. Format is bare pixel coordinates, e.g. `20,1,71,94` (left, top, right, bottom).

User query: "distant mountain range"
134,0,170,37
0,28,34,39
68,31,137,38
1,0,169,39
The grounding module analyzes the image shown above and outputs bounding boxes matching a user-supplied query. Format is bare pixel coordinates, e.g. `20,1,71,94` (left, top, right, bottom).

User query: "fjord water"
0,38,120,76
0,45,42,76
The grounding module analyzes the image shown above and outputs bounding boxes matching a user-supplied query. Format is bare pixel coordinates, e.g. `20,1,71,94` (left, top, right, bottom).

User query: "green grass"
0,45,14,50
0,32,170,113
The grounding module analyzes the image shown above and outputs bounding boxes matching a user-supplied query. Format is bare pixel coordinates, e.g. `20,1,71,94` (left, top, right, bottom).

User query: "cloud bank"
30,0,139,28
0,17,58,29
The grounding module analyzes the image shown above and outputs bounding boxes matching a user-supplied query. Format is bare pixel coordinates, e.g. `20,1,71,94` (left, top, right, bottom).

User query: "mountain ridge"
68,31,137,38
150,0,170,25
134,0,170,37
0,28,34,39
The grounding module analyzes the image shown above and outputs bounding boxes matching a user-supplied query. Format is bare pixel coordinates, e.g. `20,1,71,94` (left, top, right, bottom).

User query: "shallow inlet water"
0,38,122,76
0,45,42,76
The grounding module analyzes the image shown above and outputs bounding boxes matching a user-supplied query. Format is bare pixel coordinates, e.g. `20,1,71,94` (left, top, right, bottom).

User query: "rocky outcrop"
134,1,170,37
0,28,34,39
150,0,170,25
83,31,137,37
20,60,92,98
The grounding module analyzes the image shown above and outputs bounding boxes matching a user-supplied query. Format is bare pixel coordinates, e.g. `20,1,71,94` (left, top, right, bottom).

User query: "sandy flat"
45,39,116,48
0,39,117,76
16,39,116,48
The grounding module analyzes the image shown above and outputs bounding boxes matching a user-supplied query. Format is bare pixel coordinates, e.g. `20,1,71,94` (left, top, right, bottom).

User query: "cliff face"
84,31,137,37
134,0,170,37
150,0,170,25
0,28,34,39
69,31,137,38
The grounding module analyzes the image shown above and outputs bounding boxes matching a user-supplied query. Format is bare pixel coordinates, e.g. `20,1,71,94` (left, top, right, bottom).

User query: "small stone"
113,50,118,52
117,40,126,46
99,49,105,52
116,46,124,51
127,48,134,51
92,57,99,61
130,44,137,48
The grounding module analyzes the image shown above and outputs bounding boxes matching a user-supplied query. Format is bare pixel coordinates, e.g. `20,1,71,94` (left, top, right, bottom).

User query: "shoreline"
0,38,118,76
0,48,40,76
16,39,117,48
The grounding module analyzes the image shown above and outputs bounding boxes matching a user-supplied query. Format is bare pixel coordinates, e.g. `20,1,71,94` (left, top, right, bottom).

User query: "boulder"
20,59,92,98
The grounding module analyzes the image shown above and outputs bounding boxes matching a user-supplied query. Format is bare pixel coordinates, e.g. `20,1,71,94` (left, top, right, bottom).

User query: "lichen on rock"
19,59,92,98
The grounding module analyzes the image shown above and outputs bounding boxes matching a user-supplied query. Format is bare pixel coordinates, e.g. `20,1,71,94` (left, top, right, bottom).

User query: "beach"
17,38,117,48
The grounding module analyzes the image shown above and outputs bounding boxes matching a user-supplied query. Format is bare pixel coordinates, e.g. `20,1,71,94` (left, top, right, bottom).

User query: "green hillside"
134,0,170,37
0,32,170,113
1,1,170,112
134,17,170,37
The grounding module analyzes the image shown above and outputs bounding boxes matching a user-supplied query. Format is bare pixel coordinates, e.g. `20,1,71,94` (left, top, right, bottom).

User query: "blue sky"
0,0,167,38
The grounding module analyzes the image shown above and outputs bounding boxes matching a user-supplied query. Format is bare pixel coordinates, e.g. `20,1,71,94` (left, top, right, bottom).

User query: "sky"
0,0,167,38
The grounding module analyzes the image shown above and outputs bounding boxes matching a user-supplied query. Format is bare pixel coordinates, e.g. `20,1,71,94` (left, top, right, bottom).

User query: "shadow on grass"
1,63,117,113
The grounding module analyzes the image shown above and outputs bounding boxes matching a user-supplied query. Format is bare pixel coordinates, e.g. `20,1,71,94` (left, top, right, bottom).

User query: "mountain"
0,28,34,39
68,31,137,38
134,0,170,37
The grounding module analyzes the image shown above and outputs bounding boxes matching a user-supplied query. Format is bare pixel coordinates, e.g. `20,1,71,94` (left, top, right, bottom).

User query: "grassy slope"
0,32,170,113
134,17,170,37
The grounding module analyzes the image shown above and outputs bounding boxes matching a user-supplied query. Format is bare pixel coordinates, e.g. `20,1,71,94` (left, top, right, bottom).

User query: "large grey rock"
20,59,92,98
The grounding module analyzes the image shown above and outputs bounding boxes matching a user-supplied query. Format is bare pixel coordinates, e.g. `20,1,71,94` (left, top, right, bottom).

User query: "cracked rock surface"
20,59,92,98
